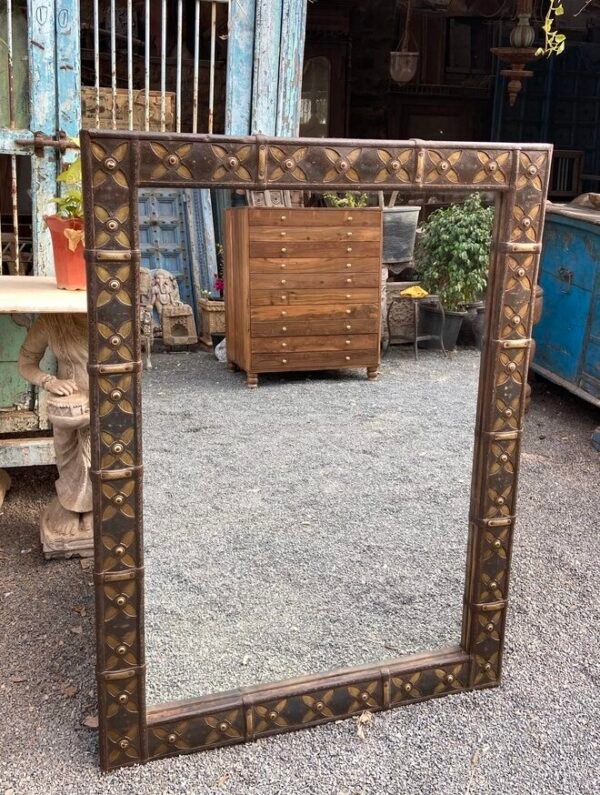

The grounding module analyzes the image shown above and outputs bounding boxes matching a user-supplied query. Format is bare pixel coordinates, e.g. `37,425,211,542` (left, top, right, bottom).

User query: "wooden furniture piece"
224,207,383,387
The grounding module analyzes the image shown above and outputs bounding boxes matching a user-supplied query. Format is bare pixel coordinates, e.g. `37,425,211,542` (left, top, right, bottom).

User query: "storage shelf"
0,276,87,313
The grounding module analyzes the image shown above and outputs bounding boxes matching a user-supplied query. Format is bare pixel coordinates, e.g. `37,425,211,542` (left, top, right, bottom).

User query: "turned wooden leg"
367,366,379,381
227,361,238,371
246,372,258,389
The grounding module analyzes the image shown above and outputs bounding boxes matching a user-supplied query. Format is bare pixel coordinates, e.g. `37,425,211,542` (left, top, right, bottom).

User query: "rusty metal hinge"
15,131,79,157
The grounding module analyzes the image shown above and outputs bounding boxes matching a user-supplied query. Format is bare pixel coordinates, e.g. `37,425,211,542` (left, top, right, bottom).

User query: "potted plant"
45,154,86,290
198,245,226,348
415,193,494,350
323,191,368,209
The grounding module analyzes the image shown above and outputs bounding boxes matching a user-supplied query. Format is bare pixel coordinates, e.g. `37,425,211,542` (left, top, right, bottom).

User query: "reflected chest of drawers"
224,207,383,388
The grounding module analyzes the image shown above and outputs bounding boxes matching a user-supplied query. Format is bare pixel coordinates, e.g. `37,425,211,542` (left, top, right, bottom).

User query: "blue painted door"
138,189,197,311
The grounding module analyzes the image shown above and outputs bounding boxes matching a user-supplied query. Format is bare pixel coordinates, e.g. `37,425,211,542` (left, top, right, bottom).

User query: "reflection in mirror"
142,189,491,704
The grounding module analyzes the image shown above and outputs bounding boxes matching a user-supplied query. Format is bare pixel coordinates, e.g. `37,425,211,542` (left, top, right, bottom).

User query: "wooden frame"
81,130,551,771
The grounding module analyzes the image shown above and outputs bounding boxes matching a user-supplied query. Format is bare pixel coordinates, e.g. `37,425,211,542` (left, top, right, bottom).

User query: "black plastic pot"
418,302,466,351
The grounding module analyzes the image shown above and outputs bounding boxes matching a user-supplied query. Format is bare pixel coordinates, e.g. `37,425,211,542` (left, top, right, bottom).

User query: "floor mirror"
81,131,550,771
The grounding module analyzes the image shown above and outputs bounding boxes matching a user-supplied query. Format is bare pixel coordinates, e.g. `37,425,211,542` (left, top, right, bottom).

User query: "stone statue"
18,314,93,558
151,268,181,323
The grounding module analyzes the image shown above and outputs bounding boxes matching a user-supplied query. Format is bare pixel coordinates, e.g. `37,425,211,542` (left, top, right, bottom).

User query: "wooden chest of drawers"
224,207,383,387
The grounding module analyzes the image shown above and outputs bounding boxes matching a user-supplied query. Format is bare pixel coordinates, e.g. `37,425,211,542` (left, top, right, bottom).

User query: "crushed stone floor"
0,348,598,795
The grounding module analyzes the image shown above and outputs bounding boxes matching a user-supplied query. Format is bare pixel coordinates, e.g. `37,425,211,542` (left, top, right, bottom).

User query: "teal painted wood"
276,0,307,137
225,0,256,135
251,0,283,134
27,0,58,277
533,213,600,408
55,0,81,142
0,437,55,468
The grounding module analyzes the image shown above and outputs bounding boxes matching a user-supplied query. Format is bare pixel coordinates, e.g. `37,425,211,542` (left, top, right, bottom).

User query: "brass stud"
496,496,505,506
281,279,286,285
346,309,351,315
114,544,126,557
280,263,286,269
281,295,287,301
346,278,352,284
118,738,129,750
483,662,492,672
507,362,517,372
280,215,287,221
269,710,278,721
499,453,509,463
115,595,127,607
110,335,121,347
117,693,129,705
485,622,495,633
219,722,229,733
167,154,178,166
281,247,287,253
487,161,498,173
347,247,353,253
511,315,521,326
315,701,324,711
346,216,353,222
345,340,351,345
104,157,117,171
347,231,353,237
112,442,124,455
167,733,177,744
280,231,286,237
445,674,455,684
346,263,352,269
282,326,287,332
516,267,526,278
403,682,413,693
527,165,538,177
345,356,351,361
346,324,351,330
504,408,513,418
281,343,287,348
281,311,287,316
346,294,351,299
360,691,369,702
110,389,123,402
493,539,502,550
521,217,532,229
113,494,125,505
282,359,287,364
108,279,121,291
116,644,128,656
489,580,498,591
106,219,119,232
439,160,449,172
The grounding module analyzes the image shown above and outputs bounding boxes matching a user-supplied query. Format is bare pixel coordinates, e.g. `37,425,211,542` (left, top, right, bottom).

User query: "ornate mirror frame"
81,130,551,771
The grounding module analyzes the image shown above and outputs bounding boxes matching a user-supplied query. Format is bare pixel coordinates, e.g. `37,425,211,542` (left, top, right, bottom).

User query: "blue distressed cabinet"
532,205,600,444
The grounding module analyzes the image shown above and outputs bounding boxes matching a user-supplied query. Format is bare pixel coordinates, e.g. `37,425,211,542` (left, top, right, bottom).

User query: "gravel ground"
1,348,599,795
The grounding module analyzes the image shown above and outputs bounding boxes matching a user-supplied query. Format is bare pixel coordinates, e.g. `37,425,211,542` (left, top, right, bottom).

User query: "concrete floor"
0,349,598,795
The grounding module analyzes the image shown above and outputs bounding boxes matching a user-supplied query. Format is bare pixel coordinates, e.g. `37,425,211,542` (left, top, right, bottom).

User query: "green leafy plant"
536,0,566,57
323,191,368,208
52,145,84,219
416,193,494,312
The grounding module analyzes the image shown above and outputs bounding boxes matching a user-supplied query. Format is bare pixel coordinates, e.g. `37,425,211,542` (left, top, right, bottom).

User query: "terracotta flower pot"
44,215,86,290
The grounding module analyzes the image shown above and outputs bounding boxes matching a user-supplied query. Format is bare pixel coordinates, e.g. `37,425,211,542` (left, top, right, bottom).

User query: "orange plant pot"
44,215,86,290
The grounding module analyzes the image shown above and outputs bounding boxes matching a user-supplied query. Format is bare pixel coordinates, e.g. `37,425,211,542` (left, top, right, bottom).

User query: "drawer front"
252,334,378,353
251,288,379,307
252,351,379,371
251,272,379,290
248,208,381,227
249,226,380,243
249,241,381,259
251,318,379,337
250,303,379,322
249,257,381,274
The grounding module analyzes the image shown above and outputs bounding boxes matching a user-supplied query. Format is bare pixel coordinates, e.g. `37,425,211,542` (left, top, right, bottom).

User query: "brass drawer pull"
347,216,353,222
347,231,353,237
346,294,351,299
345,356,351,361
280,231,286,237
346,263,352,269
281,279,287,285
281,310,287,316
345,340,351,345
346,309,352,315
281,294,287,301
346,324,351,330
281,358,288,364
280,263,286,269
280,215,287,221
281,247,287,253
346,278,352,284
281,342,287,348
347,247,352,253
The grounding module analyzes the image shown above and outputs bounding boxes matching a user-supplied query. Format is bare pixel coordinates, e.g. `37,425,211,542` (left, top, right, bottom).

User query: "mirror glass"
141,189,488,704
